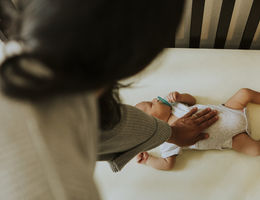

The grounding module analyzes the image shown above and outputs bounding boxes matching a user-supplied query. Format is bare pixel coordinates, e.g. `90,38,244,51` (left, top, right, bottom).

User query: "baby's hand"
136,152,149,164
167,91,180,103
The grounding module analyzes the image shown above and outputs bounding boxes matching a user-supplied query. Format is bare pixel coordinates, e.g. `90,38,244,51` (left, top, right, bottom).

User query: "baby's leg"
232,133,260,156
225,88,260,110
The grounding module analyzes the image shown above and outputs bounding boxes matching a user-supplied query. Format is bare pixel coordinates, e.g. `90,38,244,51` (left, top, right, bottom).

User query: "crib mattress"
95,48,260,200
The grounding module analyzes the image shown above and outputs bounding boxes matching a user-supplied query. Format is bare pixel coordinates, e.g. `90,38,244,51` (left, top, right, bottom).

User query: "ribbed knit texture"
98,105,172,172
0,92,100,200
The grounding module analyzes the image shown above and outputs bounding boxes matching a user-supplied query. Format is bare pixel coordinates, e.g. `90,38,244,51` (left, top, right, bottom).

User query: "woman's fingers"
194,133,209,143
183,107,198,118
191,108,211,118
194,110,217,124
184,107,218,127
199,115,218,130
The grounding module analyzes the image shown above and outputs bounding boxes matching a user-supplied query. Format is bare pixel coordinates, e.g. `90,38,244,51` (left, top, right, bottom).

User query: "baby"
135,88,260,170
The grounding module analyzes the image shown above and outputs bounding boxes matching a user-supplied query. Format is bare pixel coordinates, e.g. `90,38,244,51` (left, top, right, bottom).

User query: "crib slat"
0,31,7,41
239,0,260,49
214,0,236,48
189,0,205,48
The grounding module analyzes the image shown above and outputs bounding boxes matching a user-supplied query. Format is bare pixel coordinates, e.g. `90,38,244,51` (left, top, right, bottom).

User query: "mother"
0,0,218,199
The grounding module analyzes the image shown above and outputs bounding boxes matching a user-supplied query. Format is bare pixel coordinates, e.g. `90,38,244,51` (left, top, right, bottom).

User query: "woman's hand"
167,107,218,146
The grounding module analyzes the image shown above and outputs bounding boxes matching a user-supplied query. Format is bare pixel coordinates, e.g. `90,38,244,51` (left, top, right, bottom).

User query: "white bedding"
95,48,260,200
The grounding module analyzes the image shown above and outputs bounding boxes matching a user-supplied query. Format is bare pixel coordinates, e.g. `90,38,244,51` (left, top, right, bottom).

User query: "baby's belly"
191,104,248,150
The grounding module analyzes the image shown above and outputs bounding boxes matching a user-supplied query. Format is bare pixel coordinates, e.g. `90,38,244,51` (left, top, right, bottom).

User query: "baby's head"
135,98,172,122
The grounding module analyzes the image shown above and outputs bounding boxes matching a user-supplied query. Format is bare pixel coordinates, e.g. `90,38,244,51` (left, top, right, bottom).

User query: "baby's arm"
167,91,196,106
136,152,176,171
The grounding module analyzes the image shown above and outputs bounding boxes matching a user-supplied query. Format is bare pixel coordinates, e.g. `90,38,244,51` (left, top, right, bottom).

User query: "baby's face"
136,98,172,121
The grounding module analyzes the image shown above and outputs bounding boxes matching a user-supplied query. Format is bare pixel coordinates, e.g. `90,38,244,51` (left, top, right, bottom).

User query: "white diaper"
160,103,250,158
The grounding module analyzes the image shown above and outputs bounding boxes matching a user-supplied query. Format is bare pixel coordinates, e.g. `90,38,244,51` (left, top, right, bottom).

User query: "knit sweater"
0,92,100,200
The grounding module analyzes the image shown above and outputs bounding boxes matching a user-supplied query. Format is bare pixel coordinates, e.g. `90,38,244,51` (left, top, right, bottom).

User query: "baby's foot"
136,152,149,164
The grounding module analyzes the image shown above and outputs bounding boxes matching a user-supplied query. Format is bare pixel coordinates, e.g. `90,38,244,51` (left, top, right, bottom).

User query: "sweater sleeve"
98,104,172,172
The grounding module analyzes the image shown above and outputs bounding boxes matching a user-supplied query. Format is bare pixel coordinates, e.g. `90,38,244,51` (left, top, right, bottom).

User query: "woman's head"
0,0,184,98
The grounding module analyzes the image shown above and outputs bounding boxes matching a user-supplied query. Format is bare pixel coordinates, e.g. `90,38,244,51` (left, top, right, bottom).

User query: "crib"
95,1,260,200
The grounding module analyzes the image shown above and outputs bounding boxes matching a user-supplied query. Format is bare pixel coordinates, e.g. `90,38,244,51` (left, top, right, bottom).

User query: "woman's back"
0,91,100,200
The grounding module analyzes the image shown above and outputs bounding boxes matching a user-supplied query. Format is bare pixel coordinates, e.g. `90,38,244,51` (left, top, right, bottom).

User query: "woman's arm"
99,104,218,172
167,91,196,106
137,152,176,171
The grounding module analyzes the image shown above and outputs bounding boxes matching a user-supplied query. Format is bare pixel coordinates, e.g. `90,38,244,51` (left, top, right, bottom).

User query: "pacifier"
157,96,172,107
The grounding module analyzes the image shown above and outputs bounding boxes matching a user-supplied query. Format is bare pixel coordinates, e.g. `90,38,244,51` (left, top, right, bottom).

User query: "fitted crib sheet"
95,48,260,200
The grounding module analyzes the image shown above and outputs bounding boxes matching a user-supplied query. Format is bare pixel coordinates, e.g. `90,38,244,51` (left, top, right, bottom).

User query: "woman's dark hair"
0,0,16,41
0,0,184,128
98,83,123,130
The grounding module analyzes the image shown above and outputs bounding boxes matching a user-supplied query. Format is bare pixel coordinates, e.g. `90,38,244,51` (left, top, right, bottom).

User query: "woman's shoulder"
0,91,97,129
